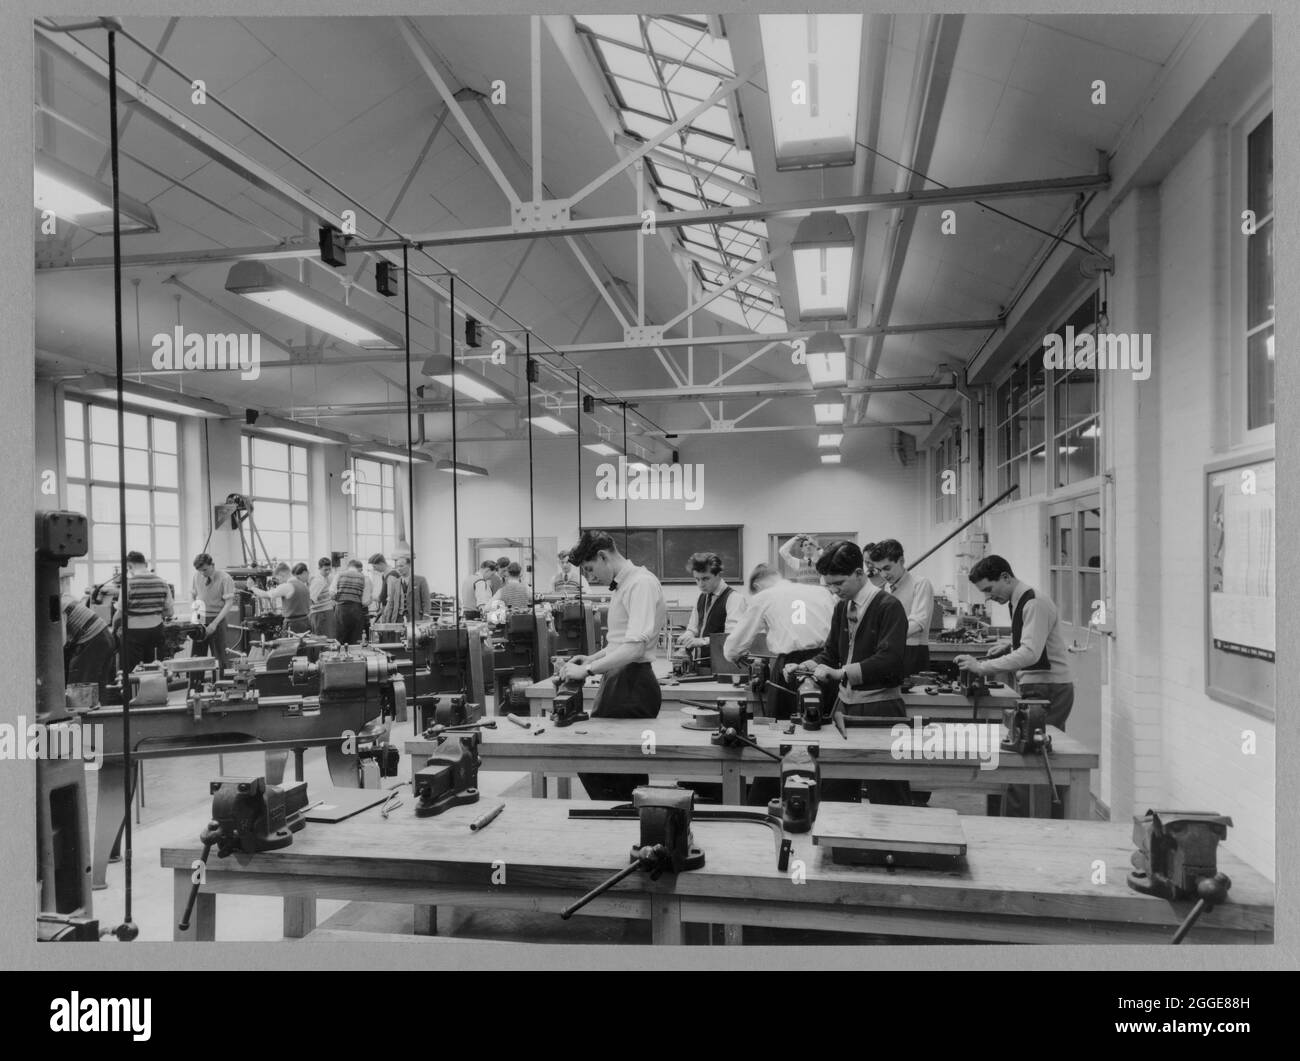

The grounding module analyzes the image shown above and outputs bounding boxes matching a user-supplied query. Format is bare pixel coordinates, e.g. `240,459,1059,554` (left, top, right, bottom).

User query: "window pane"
66,483,86,515
153,418,177,454
1082,508,1101,568
292,505,308,532
156,563,182,597
382,514,395,540
291,473,307,503
91,444,119,482
155,491,179,526
253,468,290,498
92,563,117,588
252,437,288,470
1248,113,1272,219
1052,515,1073,567
91,486,119,524
242,466,250,496
357,510,381,536
1247,327,1274,429
262,531,291,561
124,448,150,485
382,464,393,488
154,452,178,488
69,562,89,597
89,405,118,444
66,440,85,480
125,525,151,556
357,483,381,509
1028,448,1047,495
1027,397,1045,450
1081,572,1102,623
123,412,149,450
124,488,150,524
65,400,84,439
1057,566,1075,627
292,533,309,562
154,526,180,561
1247,220,1273,329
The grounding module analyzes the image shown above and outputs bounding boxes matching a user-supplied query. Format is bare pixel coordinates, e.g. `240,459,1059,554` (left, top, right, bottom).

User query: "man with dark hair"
393,553,431,622
492,562,532,611
778,533,825,585
956,554,1074,818
61,572,117,702
675,551,744,670
867,539,935,675
114,550,173,673
308,557,336,638
560,531,667,801
247,561,312,634
791,539,912,806
490,556,512,594
192,553,237,677
552,551,583,595
333,559,369,645
461,560,496,620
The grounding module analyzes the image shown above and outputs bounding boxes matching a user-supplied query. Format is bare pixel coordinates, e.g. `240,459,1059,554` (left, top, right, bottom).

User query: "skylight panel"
577,16,643,47
616,78,672,118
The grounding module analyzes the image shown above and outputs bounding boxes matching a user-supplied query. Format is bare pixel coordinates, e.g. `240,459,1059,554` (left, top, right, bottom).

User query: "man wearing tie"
867,539,935,676
676,552,744,670
791,540,911,806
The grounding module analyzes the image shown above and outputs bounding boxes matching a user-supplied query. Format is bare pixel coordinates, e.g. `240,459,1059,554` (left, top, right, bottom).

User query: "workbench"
405,716,1097,818
521,677,1020,720
161,797,1272,945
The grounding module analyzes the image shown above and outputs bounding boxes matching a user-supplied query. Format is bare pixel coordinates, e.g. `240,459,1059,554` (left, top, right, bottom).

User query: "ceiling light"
73,373,227,418
583,441,621,457
357,444,433,464
225,261,404,350
813,389,845,425
422,353,512,403
817,433,843,448
1058,445,1080,455
436,459,488,477
820,453,842,465
791,212,855,320
251,415,352,445
35,152,158,235
1080,424,1100,439
759,14,863,171
528,415,576,435
805,331,847,385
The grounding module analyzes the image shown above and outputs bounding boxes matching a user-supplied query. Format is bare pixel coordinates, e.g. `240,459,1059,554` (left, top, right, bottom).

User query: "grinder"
766,744,820,833
560,786,705,919
178,776,309,931
413,731,482,817
1128,809,1233,944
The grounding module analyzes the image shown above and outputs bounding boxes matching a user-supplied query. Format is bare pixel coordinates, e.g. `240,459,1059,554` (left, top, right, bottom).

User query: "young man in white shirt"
560,531,667,801
867,539,935,676
955,553,1074,818
675,552,744,671
777,533,824,585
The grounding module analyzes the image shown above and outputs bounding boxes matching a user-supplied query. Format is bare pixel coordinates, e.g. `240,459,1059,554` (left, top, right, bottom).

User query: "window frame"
1231,92,1275,445
240,432,311,564
350,456,397,564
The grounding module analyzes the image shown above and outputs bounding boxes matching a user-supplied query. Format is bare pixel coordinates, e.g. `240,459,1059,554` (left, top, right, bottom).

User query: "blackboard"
582,525,743,584
1205,451,1274,719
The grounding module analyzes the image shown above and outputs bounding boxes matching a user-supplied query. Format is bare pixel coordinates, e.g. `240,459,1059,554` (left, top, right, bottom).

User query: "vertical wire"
575,368,583,616
621,402,629,554
449,276,463,691
525,333,537,601
402,241,419,722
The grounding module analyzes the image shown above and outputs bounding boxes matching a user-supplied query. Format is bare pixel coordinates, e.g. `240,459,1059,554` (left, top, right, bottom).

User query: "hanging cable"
449,275,465,693
107,25,138,943
621,401,629,554
525,334,537,601
402,241,421,718
574,367,583,616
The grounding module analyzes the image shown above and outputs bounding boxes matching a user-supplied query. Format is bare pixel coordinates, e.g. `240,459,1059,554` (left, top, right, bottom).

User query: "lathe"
76,646,404,888
374,622,491,732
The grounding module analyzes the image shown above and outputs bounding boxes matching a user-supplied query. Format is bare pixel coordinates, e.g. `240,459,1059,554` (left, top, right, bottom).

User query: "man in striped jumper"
114,550,173,673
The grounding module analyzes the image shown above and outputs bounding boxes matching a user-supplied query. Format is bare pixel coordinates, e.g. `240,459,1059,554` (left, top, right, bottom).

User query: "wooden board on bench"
812,803,967,869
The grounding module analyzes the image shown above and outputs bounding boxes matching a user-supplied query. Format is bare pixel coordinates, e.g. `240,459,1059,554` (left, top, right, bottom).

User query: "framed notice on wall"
1205,451,1274,719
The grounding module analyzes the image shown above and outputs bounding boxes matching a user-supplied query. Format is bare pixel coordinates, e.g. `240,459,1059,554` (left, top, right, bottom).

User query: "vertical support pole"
635,160,645,325
531,16,543,204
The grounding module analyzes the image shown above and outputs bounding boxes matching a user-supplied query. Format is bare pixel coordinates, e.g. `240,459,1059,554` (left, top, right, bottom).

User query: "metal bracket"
512,199,571,232
622,325,664,345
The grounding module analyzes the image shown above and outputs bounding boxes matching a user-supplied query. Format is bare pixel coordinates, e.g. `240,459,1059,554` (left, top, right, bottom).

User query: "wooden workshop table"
161,797,1272,945
405,716,1097,818
521,677,1020,720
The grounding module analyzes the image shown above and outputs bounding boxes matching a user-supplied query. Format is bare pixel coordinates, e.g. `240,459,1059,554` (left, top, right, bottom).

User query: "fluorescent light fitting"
759,15,863,170
1058,445,1080,455
421,353,512,403
583,441,621,457
35,152,158,235
73,373,228,419
817,433,843,448
813,389,845,425
820,453,842,465
805,330,847,385
791,212,855,320
225,261,404,350
357,444,432,464
436,459,488,477
528,415,576,435
1080,424,1100,439
252,415,352,445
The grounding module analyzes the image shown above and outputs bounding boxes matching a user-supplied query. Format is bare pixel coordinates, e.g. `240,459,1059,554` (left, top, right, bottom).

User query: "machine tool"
549,598,595,656
958,669,991,700
560,786,705,919
178,776,309,931
502,676,532,716
767,744,821,834
161,618,207,658
36,510,97,940
1127,810,1234,944
491,611,549,704
413,731,482,817
550,658,590,727
415,692,484,733
1000,699,1060,805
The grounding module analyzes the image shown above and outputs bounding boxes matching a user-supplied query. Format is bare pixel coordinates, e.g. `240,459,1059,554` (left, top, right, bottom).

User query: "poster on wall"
1208,458,1275,661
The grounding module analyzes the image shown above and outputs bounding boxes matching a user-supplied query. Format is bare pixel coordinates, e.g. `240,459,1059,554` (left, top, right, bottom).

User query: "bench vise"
708,700,749,748
1128,809,1233,943
413,731,482,817
550,661,590,728
797,675,826,731
1001,699,1059,805
767,744,820,834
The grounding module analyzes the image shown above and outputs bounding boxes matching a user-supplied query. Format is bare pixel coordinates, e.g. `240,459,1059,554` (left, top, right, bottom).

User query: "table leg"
723,924,744,945
173,868,215,941
264,749,289,785
414,905,438,936
92,761,129,890
651,895,683,945
557,776,572,799
325,742,359,787
721,762,742,805
531,769,547,798
293,748,306,782
1063,770,1092,820
283,895,317,938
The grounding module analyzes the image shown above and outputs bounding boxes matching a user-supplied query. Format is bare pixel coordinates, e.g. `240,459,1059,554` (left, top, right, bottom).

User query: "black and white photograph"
8,3,1292,982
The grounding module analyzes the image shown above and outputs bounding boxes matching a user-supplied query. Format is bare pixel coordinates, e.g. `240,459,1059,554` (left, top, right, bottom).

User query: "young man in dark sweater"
791,539,912,806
